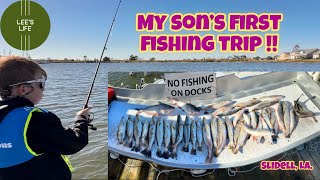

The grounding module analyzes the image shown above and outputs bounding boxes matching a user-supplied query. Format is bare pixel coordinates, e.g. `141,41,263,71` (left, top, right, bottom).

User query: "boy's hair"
0,56,47,99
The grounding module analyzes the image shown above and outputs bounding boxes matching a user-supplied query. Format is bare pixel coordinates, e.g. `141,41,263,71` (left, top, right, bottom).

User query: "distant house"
228,55,247,60
313,50,320,59
290,49,319,59
276,52,290,60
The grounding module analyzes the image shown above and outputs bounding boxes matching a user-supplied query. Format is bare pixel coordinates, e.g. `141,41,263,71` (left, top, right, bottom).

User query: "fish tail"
285,134,290,138
182,144,189,152
141,140,148,147
141,148,151,158
215,151,221,157
272,135,278,143
168,145,174,152
213,150,218,157
228,144,235,151
233,147,239,154
170,150,177,159
205,155,213,163
156,149,162,158
124,141,132,148
191,147,197,155
284,132,290,138
161,150,170,159
131,144,140,152
134,145,140,152
211,146,217,157
117,141,125,145
197,145,202,151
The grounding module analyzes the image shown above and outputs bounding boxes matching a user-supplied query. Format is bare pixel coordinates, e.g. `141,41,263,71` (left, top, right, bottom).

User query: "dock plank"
119,158,143,180
108,154,127,180
305,146,320,180
298,149,320,179
147,163,158,180
285,149,309,179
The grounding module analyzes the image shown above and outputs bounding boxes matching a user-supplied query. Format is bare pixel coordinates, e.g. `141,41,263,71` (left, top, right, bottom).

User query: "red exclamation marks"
265,34,279,53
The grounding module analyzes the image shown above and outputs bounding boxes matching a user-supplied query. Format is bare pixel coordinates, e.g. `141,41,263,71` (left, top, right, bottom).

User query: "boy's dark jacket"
0,97,89,180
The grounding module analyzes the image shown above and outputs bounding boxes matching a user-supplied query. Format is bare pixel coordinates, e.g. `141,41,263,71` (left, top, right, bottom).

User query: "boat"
107,72,320,179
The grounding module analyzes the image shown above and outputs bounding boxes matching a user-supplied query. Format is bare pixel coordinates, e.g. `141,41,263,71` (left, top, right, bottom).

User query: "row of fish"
117,95,318,163
135,95,285,116
135,95,317,122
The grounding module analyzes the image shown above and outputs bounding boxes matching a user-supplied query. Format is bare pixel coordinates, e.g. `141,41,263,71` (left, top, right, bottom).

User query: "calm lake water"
39,62,320,179
106,62,320,72
107,62,320,88
39,63,108,180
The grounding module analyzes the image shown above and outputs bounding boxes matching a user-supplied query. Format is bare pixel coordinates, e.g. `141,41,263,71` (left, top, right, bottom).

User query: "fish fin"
141,148,151,158
157,101,168,107
182,145,189,152
312,116,318,122
191,148,197,155
156,150,162,157
161,151,170,159
204,111,209,114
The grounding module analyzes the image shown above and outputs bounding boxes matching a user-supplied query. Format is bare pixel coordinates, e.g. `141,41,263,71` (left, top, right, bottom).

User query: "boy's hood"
0,97,34,123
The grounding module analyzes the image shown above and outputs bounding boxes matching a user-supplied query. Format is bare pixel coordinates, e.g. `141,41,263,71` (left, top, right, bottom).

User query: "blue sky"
0,0,319,60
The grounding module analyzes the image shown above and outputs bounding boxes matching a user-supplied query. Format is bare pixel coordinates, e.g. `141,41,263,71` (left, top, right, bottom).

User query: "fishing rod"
84,0,123,130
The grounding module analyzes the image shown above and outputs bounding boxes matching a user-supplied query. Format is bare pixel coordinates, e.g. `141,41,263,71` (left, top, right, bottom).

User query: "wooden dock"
108,137,320,180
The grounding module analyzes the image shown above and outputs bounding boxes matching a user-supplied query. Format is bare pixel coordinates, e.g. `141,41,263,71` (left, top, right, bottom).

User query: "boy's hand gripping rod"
83,0,122,130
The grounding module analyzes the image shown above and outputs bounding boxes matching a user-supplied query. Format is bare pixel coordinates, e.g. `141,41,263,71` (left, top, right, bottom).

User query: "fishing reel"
88,112,97,131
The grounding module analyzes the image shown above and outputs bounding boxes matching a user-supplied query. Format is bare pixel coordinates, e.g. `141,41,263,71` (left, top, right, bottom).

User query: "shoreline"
42,59,320,63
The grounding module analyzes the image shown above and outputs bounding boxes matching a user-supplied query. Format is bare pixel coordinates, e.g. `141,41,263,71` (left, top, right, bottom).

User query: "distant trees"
149,57,156,61
129,54,139,61
253,56,260,60
266,56,273,60
103,56,111,62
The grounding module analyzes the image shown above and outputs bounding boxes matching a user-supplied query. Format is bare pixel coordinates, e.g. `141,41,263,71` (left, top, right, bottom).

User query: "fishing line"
84,0,123,130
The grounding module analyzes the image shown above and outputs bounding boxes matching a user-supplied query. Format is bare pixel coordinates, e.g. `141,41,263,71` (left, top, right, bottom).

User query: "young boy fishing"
0,56,91,180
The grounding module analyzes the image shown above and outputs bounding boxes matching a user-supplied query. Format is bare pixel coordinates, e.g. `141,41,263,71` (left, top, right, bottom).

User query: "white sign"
165,72,217,100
